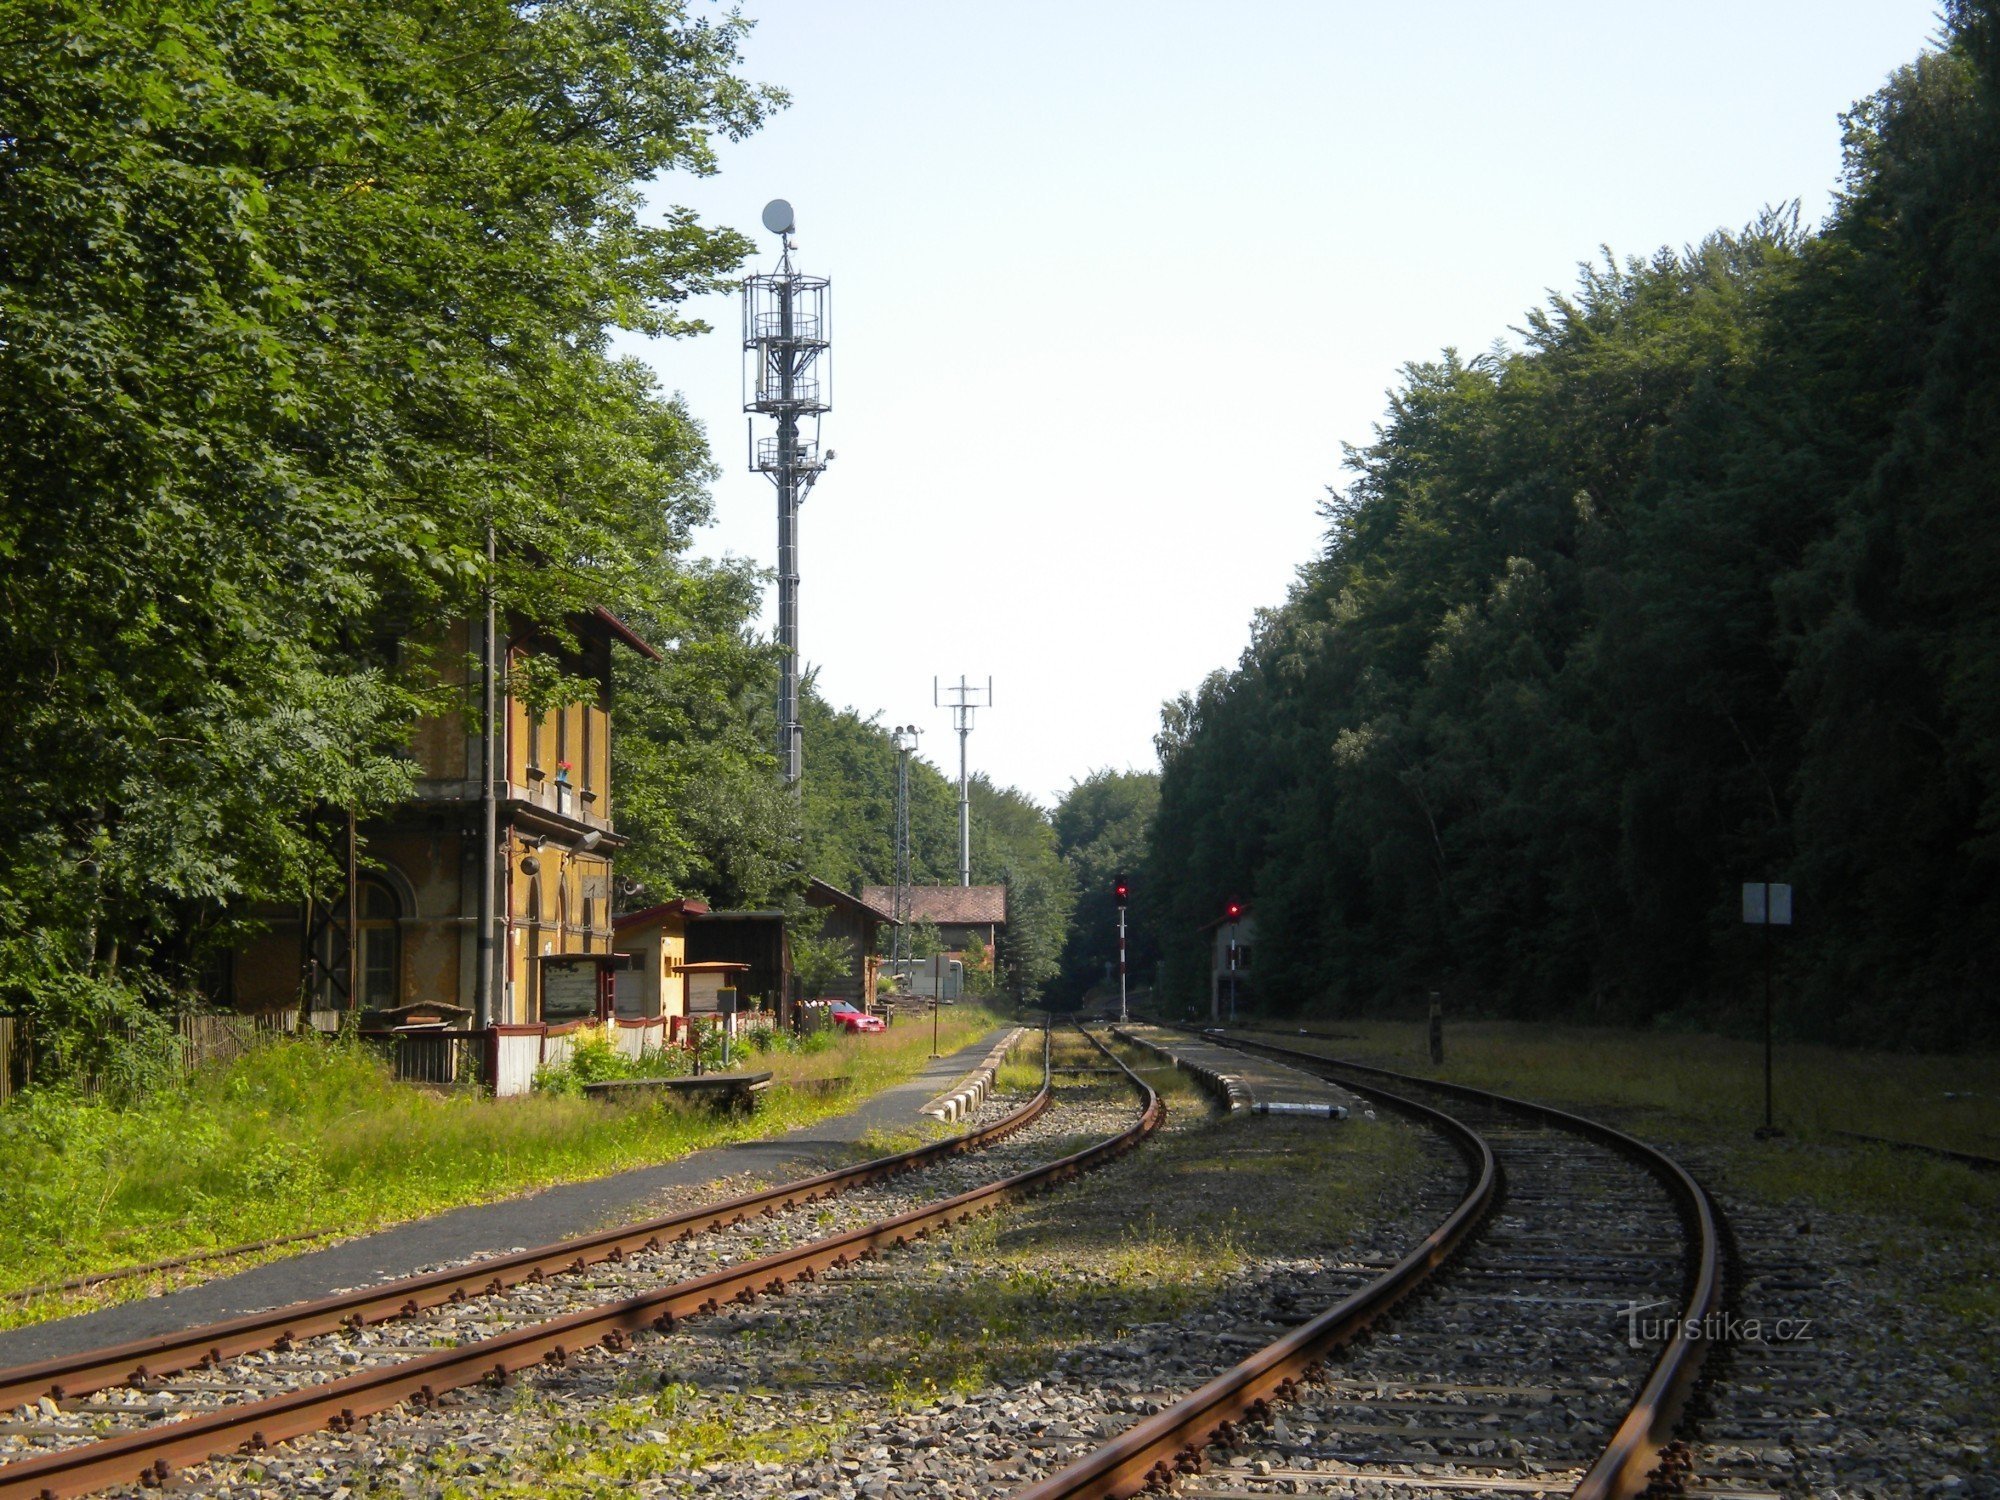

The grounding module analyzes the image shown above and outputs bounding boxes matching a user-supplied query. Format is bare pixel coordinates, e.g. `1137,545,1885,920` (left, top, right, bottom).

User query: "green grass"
1228,1014,2000,1350
1233,1017,1999,1213
0,1007,1005,1330
760,1104,1425,1396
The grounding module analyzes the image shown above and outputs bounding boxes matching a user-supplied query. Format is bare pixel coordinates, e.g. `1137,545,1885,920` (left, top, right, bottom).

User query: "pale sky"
625,0,1945,807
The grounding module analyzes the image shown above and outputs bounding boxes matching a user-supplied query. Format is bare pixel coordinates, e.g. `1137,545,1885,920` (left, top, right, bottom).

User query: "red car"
827,1001,885,1033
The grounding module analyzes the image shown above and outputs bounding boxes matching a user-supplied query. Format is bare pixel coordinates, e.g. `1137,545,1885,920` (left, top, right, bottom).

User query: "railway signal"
1113,875,1129,1022
1224,900,1243,1024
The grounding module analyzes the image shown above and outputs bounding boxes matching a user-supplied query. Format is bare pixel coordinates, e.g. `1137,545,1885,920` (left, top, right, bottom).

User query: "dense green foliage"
1048,770,1160,1007
0,0,777,1060
1147,5,2000,1046
797,696,1074,1004
613,662,1074,1002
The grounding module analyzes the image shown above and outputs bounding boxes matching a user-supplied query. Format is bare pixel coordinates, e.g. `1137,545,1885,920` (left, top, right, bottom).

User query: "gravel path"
0,1028,1017,1369
0,1072,1072,1469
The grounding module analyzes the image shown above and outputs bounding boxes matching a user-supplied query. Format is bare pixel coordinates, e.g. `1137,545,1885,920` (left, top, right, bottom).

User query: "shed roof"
859,884,1007,926
589,606,663,662
805,877,899,925
614,897,710,934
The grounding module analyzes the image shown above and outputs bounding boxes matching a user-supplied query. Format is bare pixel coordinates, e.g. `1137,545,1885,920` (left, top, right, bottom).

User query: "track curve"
1019,1027,1720,1500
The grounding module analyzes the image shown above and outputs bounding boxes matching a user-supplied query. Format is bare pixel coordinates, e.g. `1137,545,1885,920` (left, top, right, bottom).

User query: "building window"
356,879,400,1008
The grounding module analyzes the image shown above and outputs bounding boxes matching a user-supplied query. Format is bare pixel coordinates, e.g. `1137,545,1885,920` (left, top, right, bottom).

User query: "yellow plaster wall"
507,848,615,1022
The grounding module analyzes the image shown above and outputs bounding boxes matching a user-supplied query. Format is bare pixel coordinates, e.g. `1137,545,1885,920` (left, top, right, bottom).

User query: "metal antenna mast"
889,725,922,973
743,200,832,787
934,676,992,888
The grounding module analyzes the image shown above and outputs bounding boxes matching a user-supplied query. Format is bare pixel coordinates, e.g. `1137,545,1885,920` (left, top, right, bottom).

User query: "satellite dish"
761,199,795,235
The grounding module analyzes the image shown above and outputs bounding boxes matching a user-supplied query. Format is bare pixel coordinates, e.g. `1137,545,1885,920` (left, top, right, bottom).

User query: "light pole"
890,725,920,986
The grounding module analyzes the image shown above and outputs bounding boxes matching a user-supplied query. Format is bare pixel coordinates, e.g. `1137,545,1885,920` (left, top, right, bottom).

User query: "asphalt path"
0,1025,1012,1367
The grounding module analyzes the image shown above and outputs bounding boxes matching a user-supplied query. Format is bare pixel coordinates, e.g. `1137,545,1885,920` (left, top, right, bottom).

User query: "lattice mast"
743,200,831,787
935,676,993,888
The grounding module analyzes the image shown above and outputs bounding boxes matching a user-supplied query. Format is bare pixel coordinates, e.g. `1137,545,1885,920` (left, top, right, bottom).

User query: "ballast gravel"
73,1057,1467,1500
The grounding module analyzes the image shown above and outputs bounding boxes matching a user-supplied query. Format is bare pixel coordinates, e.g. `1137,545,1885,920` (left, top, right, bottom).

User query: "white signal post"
1742,881,1794,1137
1114,876,1129,1023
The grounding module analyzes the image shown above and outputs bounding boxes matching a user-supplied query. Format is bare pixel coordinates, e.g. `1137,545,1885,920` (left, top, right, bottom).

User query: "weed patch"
0,1008,1005,1328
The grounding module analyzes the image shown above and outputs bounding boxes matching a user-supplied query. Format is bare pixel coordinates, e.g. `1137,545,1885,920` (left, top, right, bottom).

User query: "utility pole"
476,522,497,1030
743,200,832,789
890,725,921,981
934,675,992,887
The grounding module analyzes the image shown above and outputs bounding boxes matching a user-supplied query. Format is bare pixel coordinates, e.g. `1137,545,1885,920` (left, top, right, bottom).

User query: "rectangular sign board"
541,957,601,1020
1742,882,1794,926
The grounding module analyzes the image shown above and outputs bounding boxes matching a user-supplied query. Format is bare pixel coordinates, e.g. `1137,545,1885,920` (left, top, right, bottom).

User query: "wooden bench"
581,1070,773,1111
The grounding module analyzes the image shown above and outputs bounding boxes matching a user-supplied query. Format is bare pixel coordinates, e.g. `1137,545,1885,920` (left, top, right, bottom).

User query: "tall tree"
0,0,779,1057
1144,3,2000,1044
1050,769,1160,1007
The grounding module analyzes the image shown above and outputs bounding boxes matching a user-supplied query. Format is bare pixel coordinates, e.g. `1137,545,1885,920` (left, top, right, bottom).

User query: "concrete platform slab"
1114,1024,1359,1117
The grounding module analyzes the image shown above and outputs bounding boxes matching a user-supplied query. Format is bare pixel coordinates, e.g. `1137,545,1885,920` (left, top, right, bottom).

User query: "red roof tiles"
859,885,1007,926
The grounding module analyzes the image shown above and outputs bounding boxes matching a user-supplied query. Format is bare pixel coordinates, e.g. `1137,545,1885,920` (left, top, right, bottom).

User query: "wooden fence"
0,1012,712,1105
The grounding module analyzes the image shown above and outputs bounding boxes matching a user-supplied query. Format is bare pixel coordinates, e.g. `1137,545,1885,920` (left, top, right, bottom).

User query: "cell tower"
889,725,922,973
935,676,993,888
743,199,831,787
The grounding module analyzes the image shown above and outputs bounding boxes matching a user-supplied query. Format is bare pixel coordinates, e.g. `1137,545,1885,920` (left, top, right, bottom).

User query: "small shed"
803,878,898,1007
684,960,753,1017
686,910,791,1017
612,898,711,1023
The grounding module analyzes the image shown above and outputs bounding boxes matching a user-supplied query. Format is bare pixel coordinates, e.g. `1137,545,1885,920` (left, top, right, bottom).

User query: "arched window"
356,879,400,1008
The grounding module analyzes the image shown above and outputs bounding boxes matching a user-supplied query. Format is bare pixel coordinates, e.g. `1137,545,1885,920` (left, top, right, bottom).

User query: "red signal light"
1113,876,1129,904
1225,901,1242,920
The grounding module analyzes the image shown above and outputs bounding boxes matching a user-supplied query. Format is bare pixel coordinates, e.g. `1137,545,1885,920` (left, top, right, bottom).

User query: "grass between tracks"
0,1006,1008,1331
741,1033,1426,1398
1217,1017,2000,1220
313,1030,1428,1500
1221,1016,2000,1381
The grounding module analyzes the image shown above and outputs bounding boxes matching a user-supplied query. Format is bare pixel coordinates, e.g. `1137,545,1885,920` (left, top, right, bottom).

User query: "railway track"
0,1025,1165,1500
1024,1030,1722,1500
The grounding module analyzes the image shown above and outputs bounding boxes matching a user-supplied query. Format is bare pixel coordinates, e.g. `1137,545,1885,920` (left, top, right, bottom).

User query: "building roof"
805,877,899,925
860,884,1007,926
613,897,710,934
589,606,663,662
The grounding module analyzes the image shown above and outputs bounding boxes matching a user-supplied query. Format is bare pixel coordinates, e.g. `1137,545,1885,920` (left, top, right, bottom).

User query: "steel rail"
1209,1031,1723,1500
0,1026,1163,1500
1015,1042,1496,1500
0,1035,1050,1414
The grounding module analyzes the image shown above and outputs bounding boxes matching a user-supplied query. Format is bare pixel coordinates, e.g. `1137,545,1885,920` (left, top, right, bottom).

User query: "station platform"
1113,1023,1359,1117
0,1026,1016,1367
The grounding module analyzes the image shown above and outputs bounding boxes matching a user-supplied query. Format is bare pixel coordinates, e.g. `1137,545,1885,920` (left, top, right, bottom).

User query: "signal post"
1113,875,1129,1022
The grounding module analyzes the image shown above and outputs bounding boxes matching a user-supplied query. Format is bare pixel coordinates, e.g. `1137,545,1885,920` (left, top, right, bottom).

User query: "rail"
0,1033,1048,1413
0,1025,1169,1500
1016,1035,1495,1500
1202,1030,1722,1500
